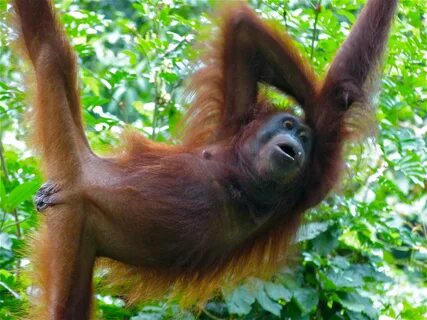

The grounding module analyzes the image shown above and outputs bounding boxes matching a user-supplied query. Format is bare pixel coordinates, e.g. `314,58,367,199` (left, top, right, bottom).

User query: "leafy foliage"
1,0,426,319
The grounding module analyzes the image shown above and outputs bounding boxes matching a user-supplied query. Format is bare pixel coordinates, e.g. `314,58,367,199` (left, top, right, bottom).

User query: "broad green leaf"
295,221,331,242
293,288,319,314
0,232,12,250
224,284,256,316
255,287,282,316
337,292,372,313
265,281,292,302
6,179,41,212
84,75,100,96
251,279,282,316
0,178,6,210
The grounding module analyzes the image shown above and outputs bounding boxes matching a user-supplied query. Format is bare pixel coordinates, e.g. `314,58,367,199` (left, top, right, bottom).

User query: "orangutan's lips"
276,143,296,161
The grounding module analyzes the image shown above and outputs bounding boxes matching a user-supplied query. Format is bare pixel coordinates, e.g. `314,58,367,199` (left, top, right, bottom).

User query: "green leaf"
295,221,331,242
400,300,427,319
346,311,370,320
312,225,340,255
6,179,41,211
324,269,363,289
224,284,256,316
337,292,372,313
265,281,292,302
159,72,179,83
293,288,319,314
255,287,282,316
83,75,100,96
0,270,20,299
0,178,6,210
0,233,12,250
123,49,138,65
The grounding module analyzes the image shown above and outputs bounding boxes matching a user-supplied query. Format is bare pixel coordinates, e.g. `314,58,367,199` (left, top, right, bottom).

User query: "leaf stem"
0,140,22,277
310,0,322,60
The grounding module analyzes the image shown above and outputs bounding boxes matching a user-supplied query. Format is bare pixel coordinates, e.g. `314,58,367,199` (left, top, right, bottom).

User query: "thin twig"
310,0,322,60
0,140,9,183
202,307,225,320
1,217,30,231
157,38,188,62
151,70,160,140
0,105,25,115
0,140,22,278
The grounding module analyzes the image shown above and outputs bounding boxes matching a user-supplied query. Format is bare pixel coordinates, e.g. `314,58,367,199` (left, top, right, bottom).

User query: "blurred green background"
0,0,426,319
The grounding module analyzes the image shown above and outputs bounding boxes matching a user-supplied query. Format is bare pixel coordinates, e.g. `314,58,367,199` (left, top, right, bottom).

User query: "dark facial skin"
247,112,312,182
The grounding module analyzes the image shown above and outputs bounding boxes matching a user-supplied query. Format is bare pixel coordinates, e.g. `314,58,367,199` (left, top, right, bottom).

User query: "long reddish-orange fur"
12,0,397,319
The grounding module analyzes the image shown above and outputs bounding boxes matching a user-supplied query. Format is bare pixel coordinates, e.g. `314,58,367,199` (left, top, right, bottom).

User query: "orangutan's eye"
283,120,294,130
299,131,308,143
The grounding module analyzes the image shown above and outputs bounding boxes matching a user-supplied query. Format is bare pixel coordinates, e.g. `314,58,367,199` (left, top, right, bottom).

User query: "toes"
34,194,51,212
37,182,60,195
36,201,50,212
34,182,61,213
